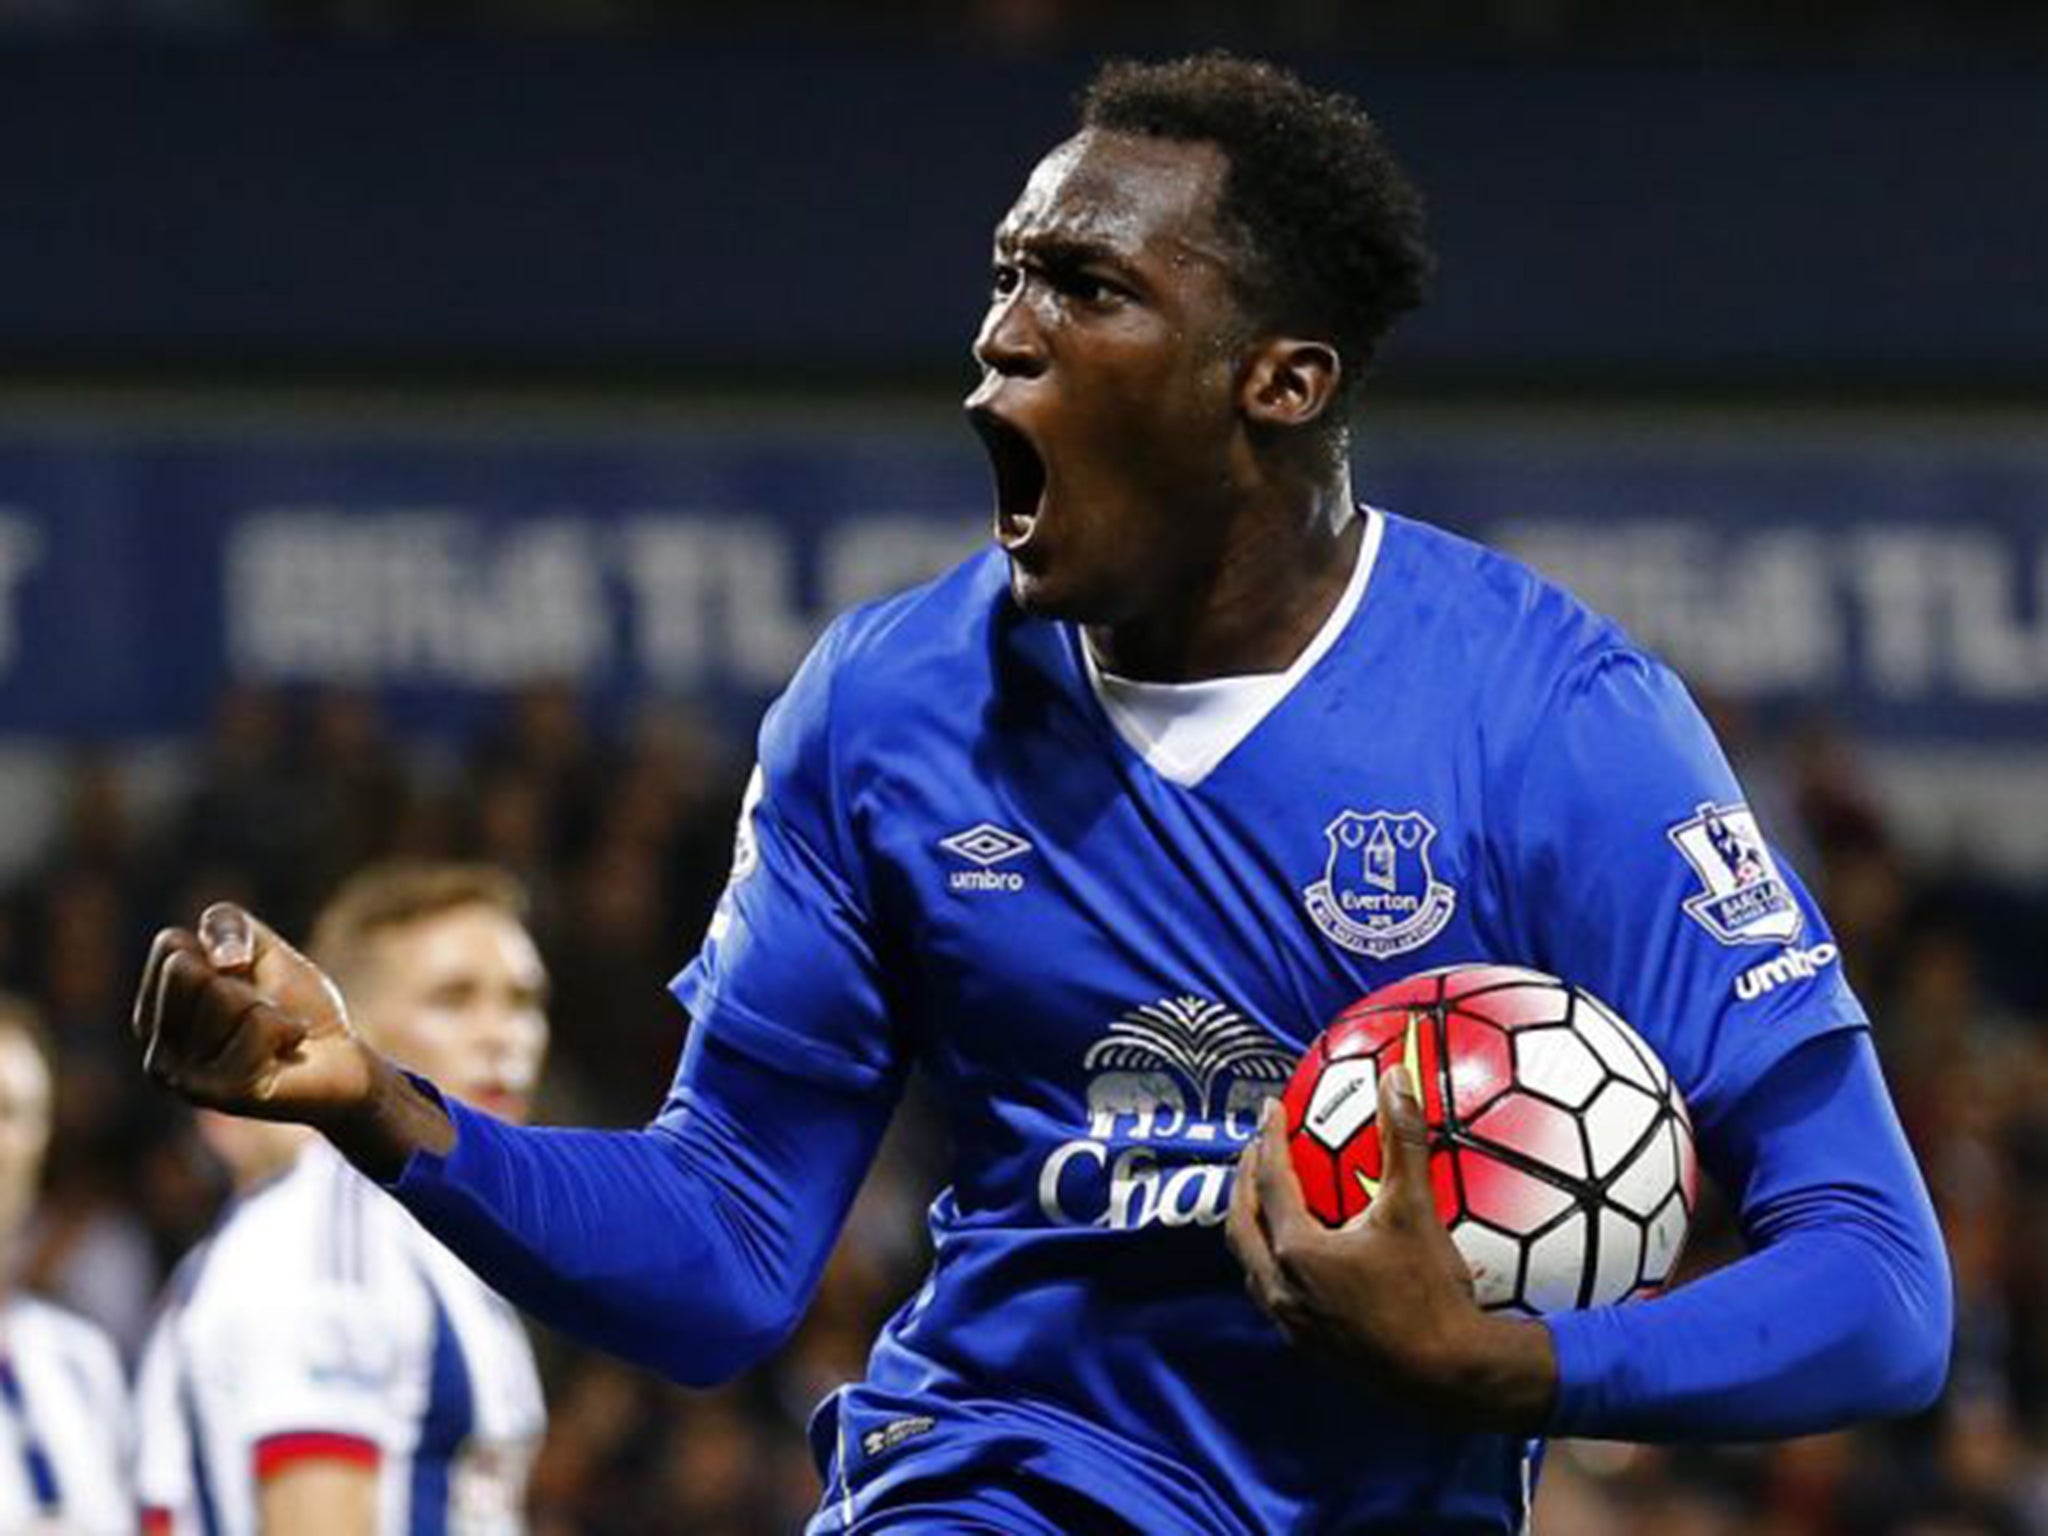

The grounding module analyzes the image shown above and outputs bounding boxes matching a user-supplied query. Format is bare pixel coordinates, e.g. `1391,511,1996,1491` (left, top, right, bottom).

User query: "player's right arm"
134,913,895,1385
134,613,906,1387
134,908,899,1390
133,907,451,1181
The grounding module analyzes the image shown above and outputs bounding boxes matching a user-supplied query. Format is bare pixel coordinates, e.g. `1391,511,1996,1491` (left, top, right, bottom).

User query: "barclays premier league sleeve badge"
1667,802,1803,946
1303,809,1458,959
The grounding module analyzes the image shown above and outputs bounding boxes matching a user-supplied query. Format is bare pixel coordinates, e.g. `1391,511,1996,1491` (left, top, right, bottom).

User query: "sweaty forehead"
998,129,1232,261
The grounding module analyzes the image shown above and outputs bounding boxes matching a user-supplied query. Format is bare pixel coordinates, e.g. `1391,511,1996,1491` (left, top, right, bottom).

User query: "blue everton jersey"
673,509,1867,1533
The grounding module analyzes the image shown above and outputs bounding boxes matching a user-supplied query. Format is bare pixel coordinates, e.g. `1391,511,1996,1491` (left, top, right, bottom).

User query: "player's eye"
428,980,479,1009
989,263,1021,300
1065,271,1128,310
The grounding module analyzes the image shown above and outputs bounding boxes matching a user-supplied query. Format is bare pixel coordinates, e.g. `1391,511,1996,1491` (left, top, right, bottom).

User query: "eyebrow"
995,229,1137,272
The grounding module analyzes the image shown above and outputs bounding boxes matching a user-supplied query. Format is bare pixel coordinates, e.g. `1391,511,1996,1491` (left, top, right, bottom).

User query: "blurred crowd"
1,678,2044,1533
0,0,2043,54
0,680,928,1535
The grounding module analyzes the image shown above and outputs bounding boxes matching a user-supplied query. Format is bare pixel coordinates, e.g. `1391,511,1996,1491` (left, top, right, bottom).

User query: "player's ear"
1239,338,1342,431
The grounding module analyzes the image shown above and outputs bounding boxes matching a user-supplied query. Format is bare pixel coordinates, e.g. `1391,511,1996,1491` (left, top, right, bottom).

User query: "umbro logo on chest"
939,822,1032,893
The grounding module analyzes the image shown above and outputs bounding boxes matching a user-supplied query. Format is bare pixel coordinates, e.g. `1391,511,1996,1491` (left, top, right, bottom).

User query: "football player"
134,55,1948,1532
136,865,546,1535
0,996,131,1535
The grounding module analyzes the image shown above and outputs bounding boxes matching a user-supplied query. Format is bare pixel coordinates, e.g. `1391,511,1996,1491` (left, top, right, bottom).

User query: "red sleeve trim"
253,1430,381,1480
140,1508,175,1536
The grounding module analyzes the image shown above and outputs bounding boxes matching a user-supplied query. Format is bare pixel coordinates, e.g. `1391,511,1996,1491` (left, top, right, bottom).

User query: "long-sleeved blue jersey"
393,510,1949,1532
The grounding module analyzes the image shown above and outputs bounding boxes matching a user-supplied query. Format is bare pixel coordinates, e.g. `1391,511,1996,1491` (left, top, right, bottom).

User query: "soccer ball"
1282,965,1698,1315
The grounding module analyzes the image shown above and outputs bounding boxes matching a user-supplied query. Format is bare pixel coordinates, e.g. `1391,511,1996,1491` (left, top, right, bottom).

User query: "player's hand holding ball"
133,903,374,1126
1227,965,1697,1431
1229,1043,1516,1422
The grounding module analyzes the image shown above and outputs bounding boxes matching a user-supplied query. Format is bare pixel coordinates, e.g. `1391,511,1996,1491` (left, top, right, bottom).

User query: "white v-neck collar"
1080,506,1386,788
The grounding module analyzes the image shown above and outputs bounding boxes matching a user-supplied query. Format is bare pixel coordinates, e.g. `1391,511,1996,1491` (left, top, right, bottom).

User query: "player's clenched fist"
133,903,374,1125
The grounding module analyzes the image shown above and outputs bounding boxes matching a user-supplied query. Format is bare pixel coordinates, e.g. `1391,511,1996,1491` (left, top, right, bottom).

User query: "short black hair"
1082,53,1433,402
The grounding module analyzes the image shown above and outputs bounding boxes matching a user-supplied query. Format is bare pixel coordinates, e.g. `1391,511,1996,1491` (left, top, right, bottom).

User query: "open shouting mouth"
967,404,1049,553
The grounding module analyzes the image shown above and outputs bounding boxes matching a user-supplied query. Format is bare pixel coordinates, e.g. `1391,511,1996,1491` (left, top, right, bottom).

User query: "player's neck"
1086,472,1361,684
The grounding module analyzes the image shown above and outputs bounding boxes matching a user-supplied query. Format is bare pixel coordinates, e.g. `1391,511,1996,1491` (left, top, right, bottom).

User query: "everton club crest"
1303,810,1457,959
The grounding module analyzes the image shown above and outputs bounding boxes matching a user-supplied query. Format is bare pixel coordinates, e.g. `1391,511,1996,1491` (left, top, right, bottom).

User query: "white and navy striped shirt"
0,1292,130,1535
135,1143,544,1536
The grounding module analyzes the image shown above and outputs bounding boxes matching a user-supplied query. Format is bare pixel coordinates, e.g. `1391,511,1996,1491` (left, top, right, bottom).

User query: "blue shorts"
810,1472,1139,1533
803,1385,1245,1535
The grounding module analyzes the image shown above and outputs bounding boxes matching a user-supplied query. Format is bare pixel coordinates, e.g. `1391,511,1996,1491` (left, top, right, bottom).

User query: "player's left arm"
1233,643,1952,1435
1510,647,1951,1437
1541,1023,1949,1439
1229,1021,1950,1438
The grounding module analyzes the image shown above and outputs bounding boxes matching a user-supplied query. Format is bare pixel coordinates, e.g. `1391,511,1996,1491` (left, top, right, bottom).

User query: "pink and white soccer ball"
1283,964,1699,1315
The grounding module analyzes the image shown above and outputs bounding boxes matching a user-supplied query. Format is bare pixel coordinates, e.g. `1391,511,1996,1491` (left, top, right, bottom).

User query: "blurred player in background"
0,994,131,1535
133,1112,309,1535
133,54,1949,1532
134,865,547,1536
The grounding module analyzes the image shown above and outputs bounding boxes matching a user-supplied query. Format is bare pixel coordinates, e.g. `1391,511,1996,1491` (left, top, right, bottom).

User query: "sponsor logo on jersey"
1303,809,1457,959
1037,996,1293,1231
1734,941,1839,1002
1668,802,1803,946
938,821,1032,892
302,1312,400,1390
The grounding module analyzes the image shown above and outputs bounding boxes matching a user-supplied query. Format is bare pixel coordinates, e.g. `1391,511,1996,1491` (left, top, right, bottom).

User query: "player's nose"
973,288,1048,380
485,1002,548,1069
